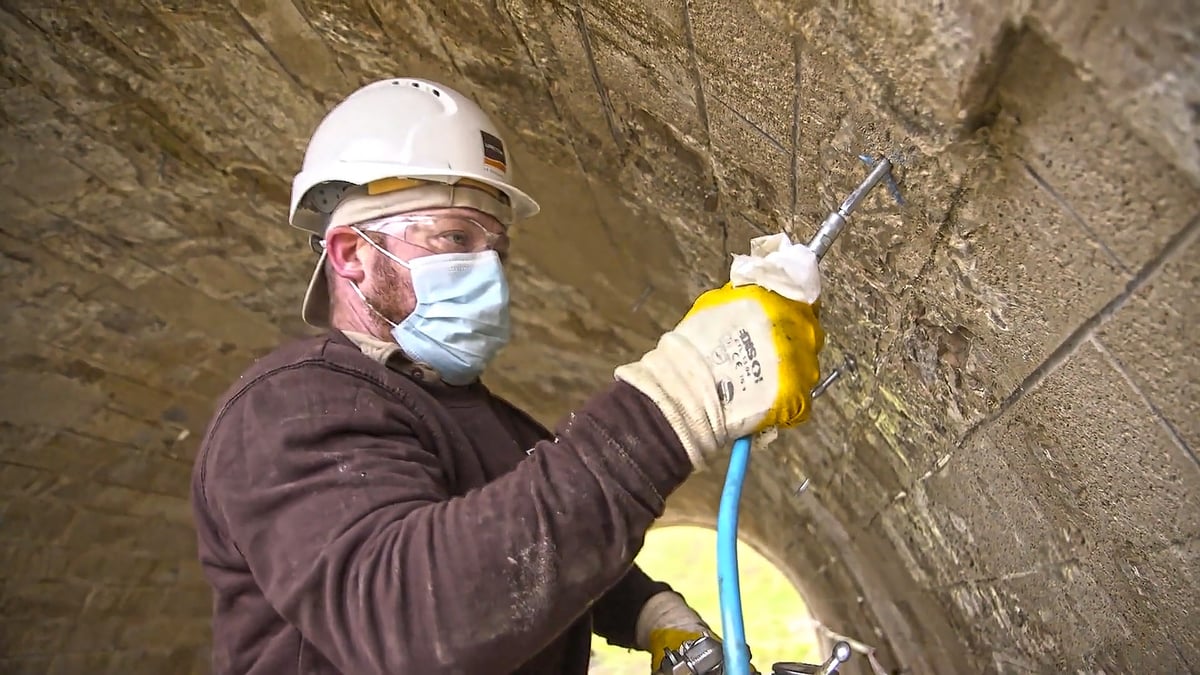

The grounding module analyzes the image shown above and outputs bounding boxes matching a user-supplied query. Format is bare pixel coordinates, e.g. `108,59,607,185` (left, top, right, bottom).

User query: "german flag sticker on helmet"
481,130,507,173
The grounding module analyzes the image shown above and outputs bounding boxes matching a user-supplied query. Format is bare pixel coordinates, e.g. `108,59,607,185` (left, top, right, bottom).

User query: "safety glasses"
360,213,509,257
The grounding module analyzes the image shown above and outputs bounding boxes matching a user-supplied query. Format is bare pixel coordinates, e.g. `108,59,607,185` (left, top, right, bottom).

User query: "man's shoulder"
196,331,431,462
233,330,356,381
213,331,401,409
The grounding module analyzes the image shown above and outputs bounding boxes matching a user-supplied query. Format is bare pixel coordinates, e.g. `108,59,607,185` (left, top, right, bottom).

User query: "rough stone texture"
0,1,1196,674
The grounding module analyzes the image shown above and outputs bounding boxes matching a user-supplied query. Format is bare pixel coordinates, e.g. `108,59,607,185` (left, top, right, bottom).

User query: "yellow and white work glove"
636,591,714,672
637,591,759,674
615,233,826,470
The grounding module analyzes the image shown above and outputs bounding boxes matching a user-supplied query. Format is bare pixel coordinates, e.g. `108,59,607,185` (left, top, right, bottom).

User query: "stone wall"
1,1,1195,673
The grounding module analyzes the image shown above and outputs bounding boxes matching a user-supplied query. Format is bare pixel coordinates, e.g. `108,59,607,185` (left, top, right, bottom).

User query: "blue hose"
718,434,754,675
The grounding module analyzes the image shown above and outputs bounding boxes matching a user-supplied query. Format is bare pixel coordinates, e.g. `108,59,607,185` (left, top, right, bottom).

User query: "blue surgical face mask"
349,229,510,385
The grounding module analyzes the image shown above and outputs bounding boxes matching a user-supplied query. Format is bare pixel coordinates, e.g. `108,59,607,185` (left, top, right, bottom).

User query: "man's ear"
324,226,368,283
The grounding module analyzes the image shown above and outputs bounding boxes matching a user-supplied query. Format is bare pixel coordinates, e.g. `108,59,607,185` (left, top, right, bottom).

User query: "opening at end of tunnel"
588,525,820,673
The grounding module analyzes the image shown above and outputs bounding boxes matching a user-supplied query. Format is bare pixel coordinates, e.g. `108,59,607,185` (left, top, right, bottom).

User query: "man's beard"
364,257,416,337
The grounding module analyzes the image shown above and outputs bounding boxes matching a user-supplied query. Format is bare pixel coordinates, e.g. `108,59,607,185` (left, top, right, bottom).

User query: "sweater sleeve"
198,364,692,675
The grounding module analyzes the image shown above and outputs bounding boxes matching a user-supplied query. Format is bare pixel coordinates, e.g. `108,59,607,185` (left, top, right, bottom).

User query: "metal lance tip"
807,158,895,261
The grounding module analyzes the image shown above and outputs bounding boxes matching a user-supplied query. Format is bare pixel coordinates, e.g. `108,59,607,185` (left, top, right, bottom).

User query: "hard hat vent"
396,79,444,99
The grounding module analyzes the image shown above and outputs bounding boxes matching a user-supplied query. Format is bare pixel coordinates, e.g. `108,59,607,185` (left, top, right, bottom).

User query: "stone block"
89,272,283,353
502,1,624,171
616,112,726,285
1,657,54,675
291,0,453,96
93,450,192,496
47,652,121,675
69,405,170,450
776,31,974,367
0,77,62,123
0,543,73,584
187,366,245,402
1073,541,1200,671
85,3,206,70
877,335,1198,601
0,128,94,207
917,438,1080,586
104,646,208,674
798,0,1028,143
987,554,1190,672
688,0,794,146
0,7,127,115
51,479,192,526
180,254,264,299
227,0,345,100
493,151,663,324
1096,229,1199,453
5,100,152,198
993,29,1200,272
925,153,1130,399
0,578,88,620
22,2,285,171
688,0,795,218
79,372,180,429
1,618,71,656
408,1,571,164
0,371,106,428
62,614,125,652
1028,0,1200,182
782,402,854,486
174,13,321,156
359,0,467,74
571,2,706,147
79,102,217,197
38,222,165,294
22,321,211,399
160,583,212,619
501,2,628,172
131,518,200,558
877,487,967,589
825,456,898,528
64,547,158,586
0,462,59,499
984,342,1200,551
59,509,143,551
167,68,292,170
4,431,112,482
1135,540,1200,669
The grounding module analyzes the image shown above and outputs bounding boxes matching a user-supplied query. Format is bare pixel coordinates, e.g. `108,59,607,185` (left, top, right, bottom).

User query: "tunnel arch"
1,2,1196,674
590,521,823,673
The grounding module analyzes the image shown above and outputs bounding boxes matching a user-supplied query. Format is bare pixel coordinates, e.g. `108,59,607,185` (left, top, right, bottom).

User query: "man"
190,77,826,674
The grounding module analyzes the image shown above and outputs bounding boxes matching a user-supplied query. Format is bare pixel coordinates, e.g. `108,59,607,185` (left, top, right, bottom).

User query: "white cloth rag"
728,232,822,304
727,233,822,451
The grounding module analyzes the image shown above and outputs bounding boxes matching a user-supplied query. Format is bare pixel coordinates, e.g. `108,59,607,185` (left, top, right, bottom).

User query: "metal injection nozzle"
806,158,895,261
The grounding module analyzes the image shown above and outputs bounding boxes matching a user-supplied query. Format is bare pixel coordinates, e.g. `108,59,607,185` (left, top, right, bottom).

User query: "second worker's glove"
637,591,712,673
638,591,760,674
614,279,825,471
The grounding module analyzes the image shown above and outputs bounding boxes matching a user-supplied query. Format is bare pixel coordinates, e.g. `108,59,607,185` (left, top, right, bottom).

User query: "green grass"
588,525,820,674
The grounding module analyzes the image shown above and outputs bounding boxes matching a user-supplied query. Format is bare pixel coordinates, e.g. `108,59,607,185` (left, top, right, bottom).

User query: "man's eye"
435,231,470,247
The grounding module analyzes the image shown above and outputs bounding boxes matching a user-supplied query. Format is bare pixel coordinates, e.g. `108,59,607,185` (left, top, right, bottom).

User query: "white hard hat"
289,77,541,326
